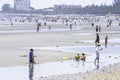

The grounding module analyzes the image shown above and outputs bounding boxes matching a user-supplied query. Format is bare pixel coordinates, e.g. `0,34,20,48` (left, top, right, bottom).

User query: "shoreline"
40,62,120,80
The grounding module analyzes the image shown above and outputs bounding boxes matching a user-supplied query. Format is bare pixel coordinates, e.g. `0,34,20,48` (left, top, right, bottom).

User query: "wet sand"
0,29,119,67
40,63,120,80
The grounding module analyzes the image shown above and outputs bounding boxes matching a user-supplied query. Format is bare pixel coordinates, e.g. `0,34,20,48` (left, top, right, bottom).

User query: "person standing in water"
37,22,41,32
29,48,35,67
70,23,73,30
94,44,103,65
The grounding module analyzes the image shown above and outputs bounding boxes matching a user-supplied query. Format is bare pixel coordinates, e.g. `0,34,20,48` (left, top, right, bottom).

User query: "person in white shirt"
94,44,103,65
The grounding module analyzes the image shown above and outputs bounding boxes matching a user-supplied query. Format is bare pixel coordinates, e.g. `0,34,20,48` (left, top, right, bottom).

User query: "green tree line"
54,0,120,14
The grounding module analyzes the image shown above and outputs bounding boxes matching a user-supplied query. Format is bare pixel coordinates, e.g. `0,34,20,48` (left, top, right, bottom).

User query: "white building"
14,0,30,11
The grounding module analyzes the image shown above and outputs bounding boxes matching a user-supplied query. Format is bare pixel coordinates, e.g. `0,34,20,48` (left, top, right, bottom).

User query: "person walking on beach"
44,22,46,26
119,22,120,26
48,25,51,30
65,19,68,26
95,33,100,46
29,48,35,67
96,25,99,32
70,23,72,30
105,35,108,47
74,22,76,26
94,44,103,65
11,22,13,27
92,22,94,27
37,22,41,32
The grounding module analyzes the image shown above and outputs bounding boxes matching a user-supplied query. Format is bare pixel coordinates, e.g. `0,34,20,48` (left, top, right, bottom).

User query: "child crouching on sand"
75,53,80,61
81,53,86,61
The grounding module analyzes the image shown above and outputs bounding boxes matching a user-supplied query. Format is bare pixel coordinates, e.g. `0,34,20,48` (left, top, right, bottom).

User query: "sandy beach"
0,14,120,80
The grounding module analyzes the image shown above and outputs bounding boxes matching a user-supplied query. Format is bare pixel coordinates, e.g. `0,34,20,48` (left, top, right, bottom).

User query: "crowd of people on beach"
0,13,120,32
24,14,120,67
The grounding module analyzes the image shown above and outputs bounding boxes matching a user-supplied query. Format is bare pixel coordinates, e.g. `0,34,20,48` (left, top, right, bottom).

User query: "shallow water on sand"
0,45,120,80
0,59,119,80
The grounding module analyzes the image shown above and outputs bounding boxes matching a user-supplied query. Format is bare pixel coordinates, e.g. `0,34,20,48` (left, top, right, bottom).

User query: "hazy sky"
0,0,114,10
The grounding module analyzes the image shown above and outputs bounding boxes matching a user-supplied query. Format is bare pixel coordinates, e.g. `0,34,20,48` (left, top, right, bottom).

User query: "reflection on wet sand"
75,61,86,68
29,65,34,80
96,63,100,69
95,63,99,69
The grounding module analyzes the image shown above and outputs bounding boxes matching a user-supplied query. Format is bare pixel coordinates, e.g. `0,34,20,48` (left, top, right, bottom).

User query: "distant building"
43,8,54,14
14,0,30,11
